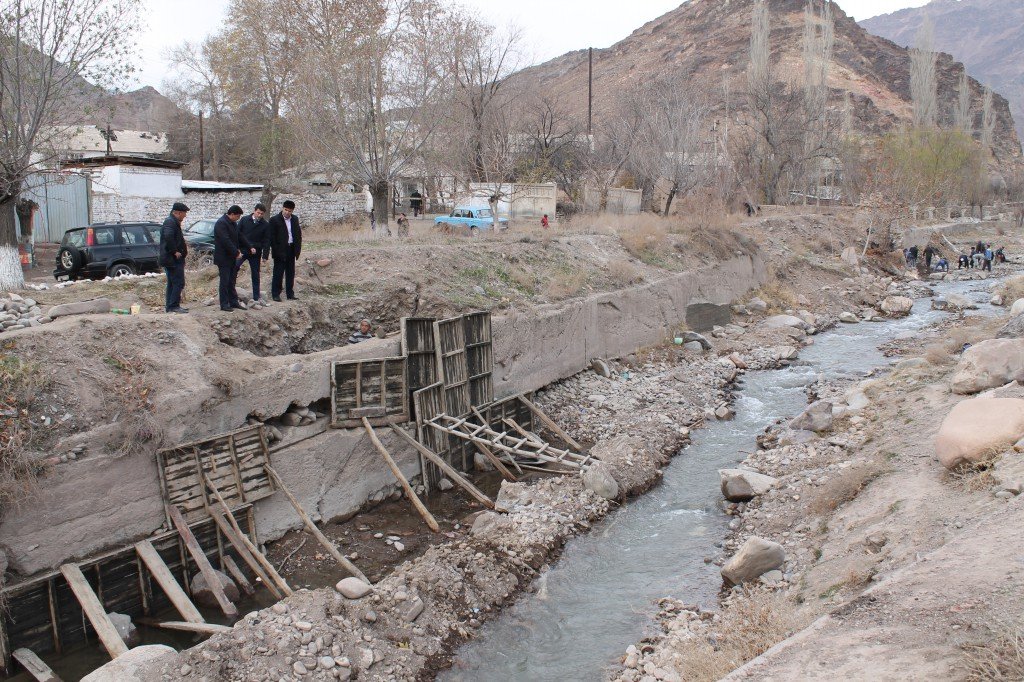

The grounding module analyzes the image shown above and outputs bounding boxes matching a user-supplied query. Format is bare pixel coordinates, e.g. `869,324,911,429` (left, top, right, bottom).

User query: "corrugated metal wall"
19,172,90,243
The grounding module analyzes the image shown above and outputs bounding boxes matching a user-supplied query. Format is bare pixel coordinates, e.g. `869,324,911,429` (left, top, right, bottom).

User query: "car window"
189,220,215,236
123,225,152,244
64,230,86,248
94,226,119,245
477,209,492,218
145,225,161,242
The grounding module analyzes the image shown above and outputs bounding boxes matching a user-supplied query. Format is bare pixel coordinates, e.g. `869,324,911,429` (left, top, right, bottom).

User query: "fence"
583,187,642,214
19,172,91,243
461,183,558,220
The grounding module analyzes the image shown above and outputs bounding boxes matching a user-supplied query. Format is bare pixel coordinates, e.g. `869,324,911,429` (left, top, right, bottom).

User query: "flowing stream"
441,279,1002,682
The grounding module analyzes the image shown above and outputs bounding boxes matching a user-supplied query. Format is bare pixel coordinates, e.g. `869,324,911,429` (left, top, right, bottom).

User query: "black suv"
54,222,164,281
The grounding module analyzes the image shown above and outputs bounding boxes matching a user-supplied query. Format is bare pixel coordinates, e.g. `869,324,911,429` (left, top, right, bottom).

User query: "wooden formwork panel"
463,311,494,408
401,317,439,398
0,508,255,673
331,356,410,428
157,426,274,525
433,317,470,418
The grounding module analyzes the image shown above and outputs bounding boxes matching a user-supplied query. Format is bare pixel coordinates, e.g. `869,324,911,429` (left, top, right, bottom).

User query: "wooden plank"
263,465,372,582
469,408,521,478
12,648,61,682
518,395,583,451
166,506,239,619
362,419,440,532
202,475,290,598
222,556,254,596
58,564,128,659
134,540,204,624
136,619,232,636
387,421,494,509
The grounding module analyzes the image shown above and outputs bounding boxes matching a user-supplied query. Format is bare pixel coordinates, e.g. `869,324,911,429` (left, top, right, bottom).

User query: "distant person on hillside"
410,190,423,218
396,213,410,237
348,319,373,344
936,257,949,272
541,214,550,229
983,244,993,271
160,201,190,313
907,245,918,269
924,245,934,270
958,252,970,269
237,203,269,303
972,247,985,269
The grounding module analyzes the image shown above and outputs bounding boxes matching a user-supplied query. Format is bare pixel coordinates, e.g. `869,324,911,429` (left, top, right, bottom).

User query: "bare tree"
293,0,452,226
910,17,937,128
954,69,972,133
800,0,834,202
981,86,995,150
0,0,140,289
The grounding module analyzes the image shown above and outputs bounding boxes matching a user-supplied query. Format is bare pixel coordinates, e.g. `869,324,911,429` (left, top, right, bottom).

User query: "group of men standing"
159,200,303,313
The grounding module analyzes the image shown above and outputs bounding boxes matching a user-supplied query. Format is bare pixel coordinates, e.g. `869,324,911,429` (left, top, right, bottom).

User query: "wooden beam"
201,476,291,598
12,648,61,682
222,555,254,596
209,510,283,600
469,407,521,479
387,421,494,509
167,505,239,619
136,619,232,636
362,418,440,532
518,395,583,451
264,465,372,582
134,540,204,625
58,564,128,659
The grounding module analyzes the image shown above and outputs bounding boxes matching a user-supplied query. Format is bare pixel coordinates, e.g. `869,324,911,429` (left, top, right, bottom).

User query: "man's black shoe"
170,307,189,314
220,306,234,312
287,295,297,300
272,296,282,302
231,302,244,309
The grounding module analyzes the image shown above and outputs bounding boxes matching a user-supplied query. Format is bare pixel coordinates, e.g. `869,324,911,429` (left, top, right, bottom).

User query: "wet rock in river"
721,536,785,586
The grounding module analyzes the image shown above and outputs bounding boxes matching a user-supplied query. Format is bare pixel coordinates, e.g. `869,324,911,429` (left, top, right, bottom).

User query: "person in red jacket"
541,214,550,229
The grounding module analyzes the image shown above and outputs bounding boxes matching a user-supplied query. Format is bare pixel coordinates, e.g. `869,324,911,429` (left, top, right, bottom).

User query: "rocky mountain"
514,0,1022,170
860,0,1024,141
89,86,180,132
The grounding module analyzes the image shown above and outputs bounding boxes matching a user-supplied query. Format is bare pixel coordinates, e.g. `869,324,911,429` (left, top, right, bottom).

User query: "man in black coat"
269,199,302,301
236,202,269,302
159,201,190,313
214,205,255,312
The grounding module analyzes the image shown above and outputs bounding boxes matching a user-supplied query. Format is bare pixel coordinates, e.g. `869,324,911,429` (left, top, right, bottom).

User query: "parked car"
183,219,216,265
53,222,164,281
434,206,509,235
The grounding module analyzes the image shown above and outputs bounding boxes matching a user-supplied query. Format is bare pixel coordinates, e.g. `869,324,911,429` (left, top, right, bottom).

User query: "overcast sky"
136,0,931,91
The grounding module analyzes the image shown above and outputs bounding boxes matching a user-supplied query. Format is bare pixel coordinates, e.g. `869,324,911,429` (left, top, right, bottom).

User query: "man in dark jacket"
214,205,255,312
159,201,190,313
269,200,302,301
236,202,269,302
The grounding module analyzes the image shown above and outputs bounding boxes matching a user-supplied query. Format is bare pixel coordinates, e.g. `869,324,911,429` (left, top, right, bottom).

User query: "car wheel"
470,227,480,238
58,246,83,273
108,263,135,278
199,253,214,268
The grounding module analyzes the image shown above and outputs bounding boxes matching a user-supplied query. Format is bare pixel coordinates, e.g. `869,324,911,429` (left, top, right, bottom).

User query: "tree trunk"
663,183,679,215
0,196,25,291
488,196,500,230
371,181,390,227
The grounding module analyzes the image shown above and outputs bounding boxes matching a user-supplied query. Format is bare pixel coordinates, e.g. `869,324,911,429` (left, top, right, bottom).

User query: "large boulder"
1011,299,1024,317
719,469,778,502
935,398,1024,468
747,297,768,313
81,644,177,682
789,400,834,433
839,312,859,323
581,461,620,500
189,569,239,608
108,612,140,647
950,338,1024,394
47,298,111,319
998,314,1024,339
336,577,373,599
681,331,712,351
763,314,806,330
841,246,859,268
880,296,914,317
946,293,978,311
721,537,786,586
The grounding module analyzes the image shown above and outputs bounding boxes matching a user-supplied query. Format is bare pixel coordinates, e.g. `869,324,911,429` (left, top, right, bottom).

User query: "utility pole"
587,47,594,136
105,123,113,155
198,111,205,181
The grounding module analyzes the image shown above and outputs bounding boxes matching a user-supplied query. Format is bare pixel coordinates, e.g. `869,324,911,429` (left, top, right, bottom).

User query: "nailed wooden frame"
433,316,470,419
330,356,410,428
401,317,439,402
0,507,255,674
156,425,274,525
463,311,494,408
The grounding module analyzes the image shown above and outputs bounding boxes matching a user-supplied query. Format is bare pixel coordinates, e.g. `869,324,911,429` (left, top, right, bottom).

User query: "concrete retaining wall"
0,253,765,577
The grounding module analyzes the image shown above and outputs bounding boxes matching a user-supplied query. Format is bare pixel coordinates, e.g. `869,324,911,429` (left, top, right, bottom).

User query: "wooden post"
518,395,583,451
470,407,521,479
264,465,372,582
167,506,239,619
59,564,129,659
136,619,232,636
387,421,494,509
201,475,291,597
222,556,255,596
134,540,205,625
362,418,440,532
12,648,61,682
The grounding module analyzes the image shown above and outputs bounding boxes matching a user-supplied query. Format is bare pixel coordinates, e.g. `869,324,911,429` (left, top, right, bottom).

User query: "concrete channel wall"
0,253,765,577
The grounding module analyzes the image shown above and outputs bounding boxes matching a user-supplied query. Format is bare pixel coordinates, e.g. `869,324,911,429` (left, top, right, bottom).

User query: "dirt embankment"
611,234,1024,681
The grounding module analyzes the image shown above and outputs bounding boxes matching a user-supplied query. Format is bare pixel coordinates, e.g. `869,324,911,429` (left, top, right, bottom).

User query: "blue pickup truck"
434,206,509,234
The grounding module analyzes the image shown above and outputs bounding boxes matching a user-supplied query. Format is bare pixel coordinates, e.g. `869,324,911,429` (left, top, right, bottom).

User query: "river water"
441,279,1002,682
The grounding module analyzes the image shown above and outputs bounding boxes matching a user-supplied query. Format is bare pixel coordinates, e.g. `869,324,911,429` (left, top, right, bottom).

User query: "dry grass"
962,625,1024,681
544,269,589,300
102,346,164,457
806,462,887,516
997,275,1024,306
606,259,643,286
945,461,998,491
669,587,808,681
0,351,48,508
751,280,800,313
926,324,1001,366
